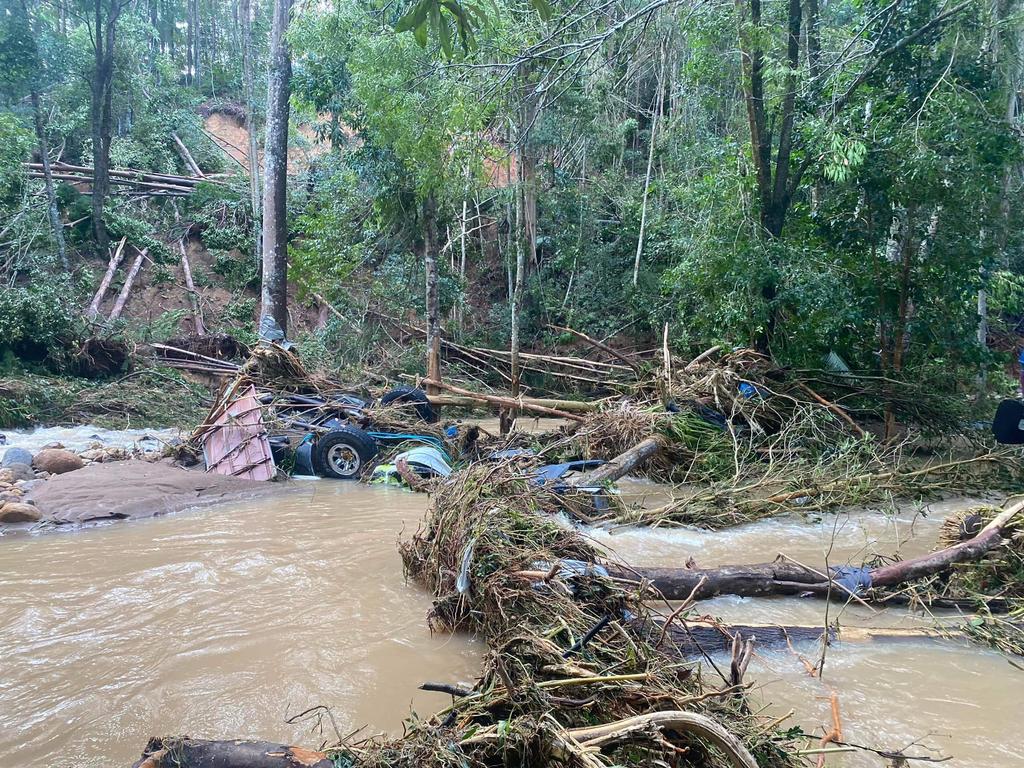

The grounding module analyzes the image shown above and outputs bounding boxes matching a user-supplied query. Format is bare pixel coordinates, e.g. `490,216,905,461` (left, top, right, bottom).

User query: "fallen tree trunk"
86,236,127,319
171,132,205,177
576,436,665,485
547,323,641,373
108,248,147,322
178,238,206,335
606,499,1024,602
421,378,587,422
132,737,333,768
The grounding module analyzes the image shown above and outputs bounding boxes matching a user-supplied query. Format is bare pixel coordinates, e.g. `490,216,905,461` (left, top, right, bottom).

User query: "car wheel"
379,386,438,423
313,427,378,480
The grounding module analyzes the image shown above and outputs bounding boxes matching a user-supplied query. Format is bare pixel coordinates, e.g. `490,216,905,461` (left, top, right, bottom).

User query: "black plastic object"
379,386,438,423
312,427,379,479
992,399,1024,444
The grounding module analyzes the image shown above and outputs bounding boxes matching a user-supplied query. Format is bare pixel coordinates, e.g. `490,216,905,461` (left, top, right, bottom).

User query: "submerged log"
607,499,1024,603
132,737,333,768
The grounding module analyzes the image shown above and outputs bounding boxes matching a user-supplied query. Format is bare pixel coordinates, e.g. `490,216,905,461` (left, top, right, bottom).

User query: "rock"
2,447,33,468
41,442,65,450
15,479,41,493
3,463,35,482
0,433,6,444
33,449,85,475
0,502,43,523
0,492,19,504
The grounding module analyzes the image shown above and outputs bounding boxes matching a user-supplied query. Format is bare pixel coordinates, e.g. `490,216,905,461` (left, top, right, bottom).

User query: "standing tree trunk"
90,0,122,257
29,90,66,270
241,0,261,264
259,0,292,336
423,193,442,392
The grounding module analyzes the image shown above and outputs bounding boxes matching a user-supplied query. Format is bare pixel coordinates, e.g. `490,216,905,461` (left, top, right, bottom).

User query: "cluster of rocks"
0,441,164,525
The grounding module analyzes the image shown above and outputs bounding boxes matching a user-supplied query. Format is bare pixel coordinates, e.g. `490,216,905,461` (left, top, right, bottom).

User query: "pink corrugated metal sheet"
202,385,277,481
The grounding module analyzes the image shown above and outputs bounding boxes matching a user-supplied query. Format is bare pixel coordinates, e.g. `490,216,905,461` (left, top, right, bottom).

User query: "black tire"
379,386,438,423
312,427,378,480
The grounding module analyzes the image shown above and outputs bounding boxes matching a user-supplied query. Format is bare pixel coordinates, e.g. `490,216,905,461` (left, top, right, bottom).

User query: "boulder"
0,492,20,505
2,447,33,468
0,502,43,523
33,448,85,475
15,479,42,493
3,463,35,483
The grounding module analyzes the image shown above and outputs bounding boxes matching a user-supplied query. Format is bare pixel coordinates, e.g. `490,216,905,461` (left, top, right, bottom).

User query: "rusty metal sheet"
202,385,277,481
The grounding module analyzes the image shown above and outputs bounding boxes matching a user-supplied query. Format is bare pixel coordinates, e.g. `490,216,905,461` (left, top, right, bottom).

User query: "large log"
607,499,1024,602
576,436,665,486
132,737,333,768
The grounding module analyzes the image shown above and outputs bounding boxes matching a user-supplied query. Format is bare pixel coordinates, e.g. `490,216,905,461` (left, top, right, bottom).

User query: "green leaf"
530,0,553,22
394,0,429,33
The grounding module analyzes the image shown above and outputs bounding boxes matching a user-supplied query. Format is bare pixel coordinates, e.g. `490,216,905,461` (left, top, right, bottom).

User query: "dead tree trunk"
132,737,333,768
259,0,292,335
179,237,206,335
171,131,203,177
607,500,1024,602
108,248,146,322
86,236,127,319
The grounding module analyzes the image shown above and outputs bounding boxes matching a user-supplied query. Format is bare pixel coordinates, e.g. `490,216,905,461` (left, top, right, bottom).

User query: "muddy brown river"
0,461,1019,766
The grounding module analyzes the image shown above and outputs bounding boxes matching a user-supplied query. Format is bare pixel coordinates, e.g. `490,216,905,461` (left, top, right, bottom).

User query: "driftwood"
576,436,665,485
607,499,1024,602
107,248,147,322
421,378,587,422
86,236,127,319
132,737,332,768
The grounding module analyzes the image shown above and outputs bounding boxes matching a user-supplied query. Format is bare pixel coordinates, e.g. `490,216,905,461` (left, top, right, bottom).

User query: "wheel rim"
327,444,360,476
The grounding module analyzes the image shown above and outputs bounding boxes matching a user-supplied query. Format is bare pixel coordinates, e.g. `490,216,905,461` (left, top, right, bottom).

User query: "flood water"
0,480,479,768
593,486,1024,766
0,434,1018,767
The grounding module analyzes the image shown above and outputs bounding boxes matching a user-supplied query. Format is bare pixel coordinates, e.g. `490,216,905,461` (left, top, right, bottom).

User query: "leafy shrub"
212,251,258,291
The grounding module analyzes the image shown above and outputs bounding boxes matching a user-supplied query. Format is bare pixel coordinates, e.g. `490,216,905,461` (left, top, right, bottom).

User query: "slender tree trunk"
510,156,526,402
424,193,442,392
632,40,666,287
90,0,119,257
30,90,67,270
241,0,262,264
259,0,292,335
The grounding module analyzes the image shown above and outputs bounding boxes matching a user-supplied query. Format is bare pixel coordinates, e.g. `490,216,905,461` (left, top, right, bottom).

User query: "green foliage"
0,279,80,365
0,113,32,204
212,252,259,292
